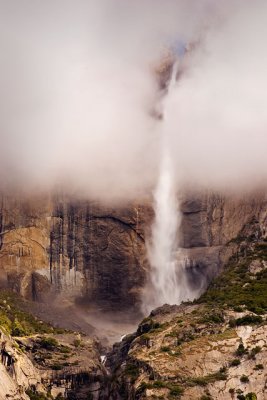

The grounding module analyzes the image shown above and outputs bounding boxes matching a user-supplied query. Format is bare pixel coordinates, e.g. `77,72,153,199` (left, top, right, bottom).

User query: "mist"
0,0,208,199
1,0,265,200
166,1,267,191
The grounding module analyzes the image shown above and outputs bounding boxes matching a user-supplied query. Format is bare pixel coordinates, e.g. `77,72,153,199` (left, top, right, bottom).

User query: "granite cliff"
0,193,151,312
0,192,265,314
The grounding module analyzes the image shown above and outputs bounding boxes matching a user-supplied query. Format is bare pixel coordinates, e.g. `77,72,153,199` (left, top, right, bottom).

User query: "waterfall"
143,60,188,313
148,147,181,305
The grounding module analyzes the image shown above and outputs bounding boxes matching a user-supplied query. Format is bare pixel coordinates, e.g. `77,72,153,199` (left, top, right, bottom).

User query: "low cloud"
0,1,266,200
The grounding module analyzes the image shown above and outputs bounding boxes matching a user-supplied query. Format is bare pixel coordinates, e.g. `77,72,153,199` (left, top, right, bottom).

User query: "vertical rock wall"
0,193,151,311
179,191,266,292
0,190,266,311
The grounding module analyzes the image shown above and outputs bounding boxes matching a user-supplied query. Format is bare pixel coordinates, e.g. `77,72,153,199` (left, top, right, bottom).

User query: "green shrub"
190,377,210,387
138,380,166,391
139,318,163,334
73,338,81,348
138,381,183,397
161,346,171,352
175,331,195,346
59,345,71,354
235,315,263,326
51,364,63,371
168,384,184,397
25,389,49,400
199,312,224,324
198,255,267,314
248,346,261,359
254,364,264,370
137,382,149,392
0,310,12,334
39,337,59,350
0,290,62,336
11,318,27,336
240,375,249,383
233,306,243,312
219,366,227,374
245,393,257,400
152,381,166,388
230,358,241,367
236,344,248,357
124,363,139,381
189,369,227,387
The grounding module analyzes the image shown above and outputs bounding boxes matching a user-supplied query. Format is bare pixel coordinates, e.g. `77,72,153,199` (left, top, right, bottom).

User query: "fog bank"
0,1,267,199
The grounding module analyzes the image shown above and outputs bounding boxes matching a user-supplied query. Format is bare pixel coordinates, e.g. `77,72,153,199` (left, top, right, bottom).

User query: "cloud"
0,0,266,199
165,1,267,191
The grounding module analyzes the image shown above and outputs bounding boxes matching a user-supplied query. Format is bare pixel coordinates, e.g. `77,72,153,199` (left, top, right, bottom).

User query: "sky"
0,0,267,200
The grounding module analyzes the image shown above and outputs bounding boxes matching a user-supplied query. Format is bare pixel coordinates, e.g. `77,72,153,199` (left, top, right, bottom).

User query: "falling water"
148,147,180,305
143,60,189,312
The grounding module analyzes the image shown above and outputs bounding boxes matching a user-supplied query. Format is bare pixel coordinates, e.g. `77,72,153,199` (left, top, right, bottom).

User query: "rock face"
0,193,151,311
107,305,267,400
18,332,108,400
105,220,267,399
0,329,44,400
0,191,266,312
49,197,151,310
0,193,265,310
179,192,266,292
0,327,109,400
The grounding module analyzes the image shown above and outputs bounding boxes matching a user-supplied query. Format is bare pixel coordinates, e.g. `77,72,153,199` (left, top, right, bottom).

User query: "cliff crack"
90,215,145,242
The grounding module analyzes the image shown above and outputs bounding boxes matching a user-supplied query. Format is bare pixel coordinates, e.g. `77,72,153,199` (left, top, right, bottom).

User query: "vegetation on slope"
114,237,267,399
0,289,64,336
198,242,267,314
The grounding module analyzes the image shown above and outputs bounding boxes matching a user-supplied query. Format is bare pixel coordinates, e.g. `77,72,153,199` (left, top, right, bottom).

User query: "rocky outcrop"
0,287,109,399
0,326,109,400
18,332,108,400
107,306,266,399
179,192,267,291
105,225,267,399
0,329,44,400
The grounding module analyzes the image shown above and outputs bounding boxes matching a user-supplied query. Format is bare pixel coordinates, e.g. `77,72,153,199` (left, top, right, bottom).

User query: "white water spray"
143,60,192,312
149,148,180,305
